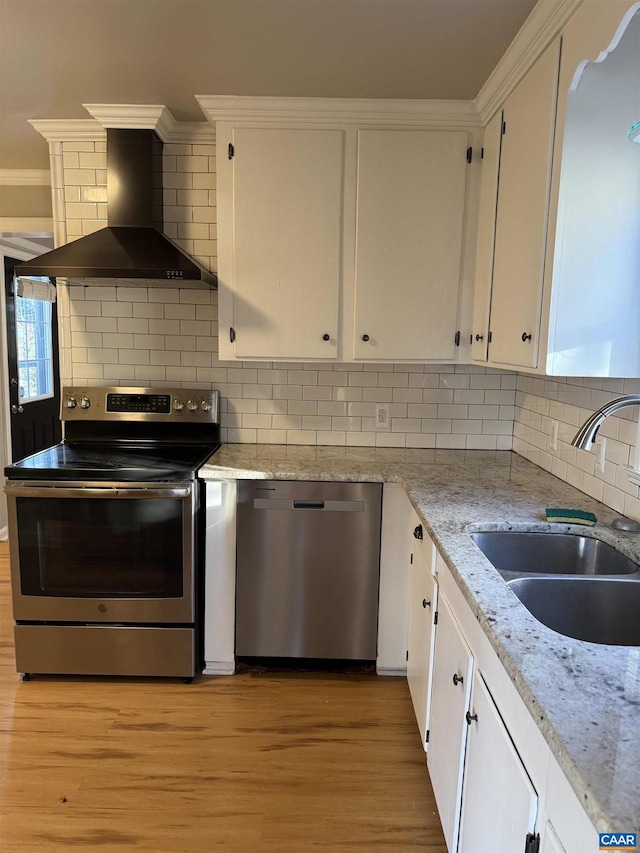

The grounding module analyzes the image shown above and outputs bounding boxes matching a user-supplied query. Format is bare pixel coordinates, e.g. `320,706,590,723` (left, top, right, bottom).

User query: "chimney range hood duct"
17,128,216,288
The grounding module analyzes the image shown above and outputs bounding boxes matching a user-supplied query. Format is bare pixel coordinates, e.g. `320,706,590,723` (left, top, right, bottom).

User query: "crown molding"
475,0,587,122
0,169,51,186
29,119,105,143
83,104,215,143
197,95,483,128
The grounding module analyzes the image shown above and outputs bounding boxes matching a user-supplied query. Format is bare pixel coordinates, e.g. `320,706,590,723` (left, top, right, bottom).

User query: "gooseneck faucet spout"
571,395,640,449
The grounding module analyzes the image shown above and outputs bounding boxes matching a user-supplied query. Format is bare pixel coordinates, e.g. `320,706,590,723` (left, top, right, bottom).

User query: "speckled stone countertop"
201,444,640,833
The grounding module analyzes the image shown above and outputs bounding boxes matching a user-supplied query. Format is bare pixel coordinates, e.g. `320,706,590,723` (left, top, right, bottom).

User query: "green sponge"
545,508,597,526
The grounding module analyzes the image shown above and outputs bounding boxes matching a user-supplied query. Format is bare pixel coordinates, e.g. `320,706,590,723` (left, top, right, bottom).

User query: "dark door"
4,256,61,461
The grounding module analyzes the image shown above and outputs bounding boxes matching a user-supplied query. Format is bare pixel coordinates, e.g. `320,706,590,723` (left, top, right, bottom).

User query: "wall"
58,135,517,450
514,374,640,521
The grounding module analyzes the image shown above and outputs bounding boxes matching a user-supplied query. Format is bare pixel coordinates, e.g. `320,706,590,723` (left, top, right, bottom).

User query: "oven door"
5,481,195,623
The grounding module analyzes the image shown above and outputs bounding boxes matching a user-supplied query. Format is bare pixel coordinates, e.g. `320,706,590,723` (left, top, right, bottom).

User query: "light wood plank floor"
0,541,446,852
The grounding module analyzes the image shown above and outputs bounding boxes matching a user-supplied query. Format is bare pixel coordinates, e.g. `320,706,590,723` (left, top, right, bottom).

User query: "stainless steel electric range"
4,386,220,681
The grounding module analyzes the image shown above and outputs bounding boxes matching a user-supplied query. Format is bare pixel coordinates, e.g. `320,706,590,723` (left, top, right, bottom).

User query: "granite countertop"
201,444,640,834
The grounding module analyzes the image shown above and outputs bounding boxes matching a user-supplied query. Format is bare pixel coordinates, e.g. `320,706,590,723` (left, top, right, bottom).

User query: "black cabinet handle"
322,333,330,341
422,599,430,609
475,334,484,342
466,711,478,725
452,673,464,686
413,525,423,540
362,334,370,342
521,332,532,342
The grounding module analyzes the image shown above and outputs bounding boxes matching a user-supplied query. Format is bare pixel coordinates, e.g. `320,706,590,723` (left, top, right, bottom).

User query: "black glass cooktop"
5,442,220,482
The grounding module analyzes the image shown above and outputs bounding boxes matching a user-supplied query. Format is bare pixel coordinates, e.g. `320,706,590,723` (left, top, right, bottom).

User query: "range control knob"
173,399,185,412
187,400,199,412
65,396,77,408
201,399,212,412
80,397,91,409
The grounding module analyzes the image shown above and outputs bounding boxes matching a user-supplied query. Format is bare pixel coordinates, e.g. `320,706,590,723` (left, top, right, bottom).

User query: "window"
15,288,54,403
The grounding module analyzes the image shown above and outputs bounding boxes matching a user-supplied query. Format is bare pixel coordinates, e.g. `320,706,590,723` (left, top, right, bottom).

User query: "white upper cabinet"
353,130,468,361
202,98,480,363
484,39,561,369
217,127,344,360
473,0,640,376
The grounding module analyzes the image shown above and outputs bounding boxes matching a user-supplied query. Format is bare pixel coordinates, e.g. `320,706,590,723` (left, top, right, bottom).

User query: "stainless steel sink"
507,577,640,646
470,531,640,577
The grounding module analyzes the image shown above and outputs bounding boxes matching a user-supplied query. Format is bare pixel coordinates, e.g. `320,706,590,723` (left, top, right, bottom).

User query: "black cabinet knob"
322,333,330,341
362,334,370,342
422,599,430,609
475,334,484,342
521,332,532,342
466,711,478,725
452,673,464,687
413,525,423,540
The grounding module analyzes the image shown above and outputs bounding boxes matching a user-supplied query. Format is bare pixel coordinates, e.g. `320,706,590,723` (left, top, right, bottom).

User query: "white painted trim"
83,103,174,136
0,218,53,235
203,662,235,676
475,0,586,122
29,112,214,145
0,236,52,255
83,104,215,143
197,95,483,128
0,170,51,186
29,119,105,143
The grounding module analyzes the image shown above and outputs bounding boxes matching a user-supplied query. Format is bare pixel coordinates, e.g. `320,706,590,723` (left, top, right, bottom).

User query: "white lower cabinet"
458,671,538,853
406,539,438,750
419,553,600,853
427,595,474,853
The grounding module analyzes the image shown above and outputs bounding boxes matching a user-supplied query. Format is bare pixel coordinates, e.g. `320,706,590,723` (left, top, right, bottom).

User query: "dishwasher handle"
253,498,365,512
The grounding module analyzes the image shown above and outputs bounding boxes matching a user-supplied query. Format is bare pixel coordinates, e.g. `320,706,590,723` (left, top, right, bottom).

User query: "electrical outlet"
594,436,606,472
550,420,559,451
375,402,390,430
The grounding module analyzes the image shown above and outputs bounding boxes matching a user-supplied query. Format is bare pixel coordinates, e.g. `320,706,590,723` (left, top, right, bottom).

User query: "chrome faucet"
571,394,640,449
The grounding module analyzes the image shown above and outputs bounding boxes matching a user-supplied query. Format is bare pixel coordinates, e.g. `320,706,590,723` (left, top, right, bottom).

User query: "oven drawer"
14,625,196,678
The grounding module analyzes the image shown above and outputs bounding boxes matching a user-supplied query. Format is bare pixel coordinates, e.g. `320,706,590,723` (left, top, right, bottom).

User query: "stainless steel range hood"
17,129,216,288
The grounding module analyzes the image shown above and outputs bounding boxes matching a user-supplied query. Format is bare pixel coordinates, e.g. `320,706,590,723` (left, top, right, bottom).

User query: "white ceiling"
0,0,537,170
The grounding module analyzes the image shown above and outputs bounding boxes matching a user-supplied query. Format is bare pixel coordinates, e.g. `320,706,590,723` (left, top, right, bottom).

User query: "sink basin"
507,577,640,645
470,531,640,576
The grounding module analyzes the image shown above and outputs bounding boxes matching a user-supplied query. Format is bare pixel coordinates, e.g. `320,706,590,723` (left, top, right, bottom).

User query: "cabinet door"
458,671,538,853
427,595,473,853
225,127,344,359
488,39,560,368
471,111,503,363
406,544,438,750
353,130,468,360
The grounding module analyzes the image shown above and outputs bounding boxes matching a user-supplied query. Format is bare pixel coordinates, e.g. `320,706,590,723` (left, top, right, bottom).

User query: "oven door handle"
4,485,192,499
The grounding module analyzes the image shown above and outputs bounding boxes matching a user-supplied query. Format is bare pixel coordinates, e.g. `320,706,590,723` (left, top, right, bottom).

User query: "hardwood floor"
0,541,446,852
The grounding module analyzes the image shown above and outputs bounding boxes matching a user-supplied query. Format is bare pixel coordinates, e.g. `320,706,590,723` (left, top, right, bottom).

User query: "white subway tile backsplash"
60,138,523,456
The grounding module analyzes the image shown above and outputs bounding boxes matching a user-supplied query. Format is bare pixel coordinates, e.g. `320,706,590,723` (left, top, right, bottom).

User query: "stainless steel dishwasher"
235,480,382,660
